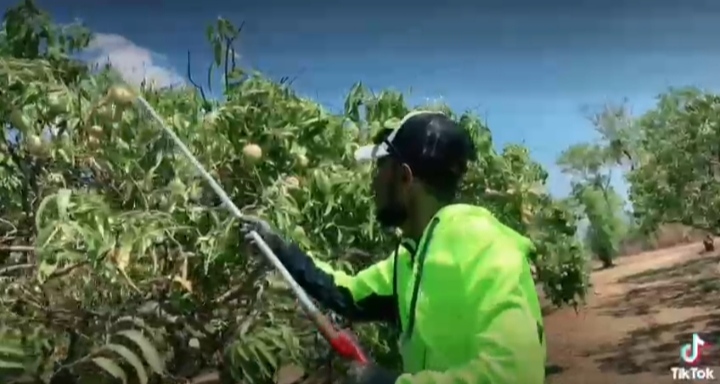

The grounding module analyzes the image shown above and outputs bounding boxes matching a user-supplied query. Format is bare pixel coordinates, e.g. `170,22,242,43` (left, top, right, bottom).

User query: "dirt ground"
544,242,720,384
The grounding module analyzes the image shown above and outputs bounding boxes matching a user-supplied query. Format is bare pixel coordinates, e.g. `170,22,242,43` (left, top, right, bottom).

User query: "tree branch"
0,263,34,275
186,50,208,105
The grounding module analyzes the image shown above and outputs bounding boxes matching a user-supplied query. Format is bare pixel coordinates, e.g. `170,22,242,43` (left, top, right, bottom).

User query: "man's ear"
399,163,414,184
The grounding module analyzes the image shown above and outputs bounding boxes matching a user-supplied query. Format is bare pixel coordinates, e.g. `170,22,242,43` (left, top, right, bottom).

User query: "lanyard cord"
403,218,439,340
391,218,441,339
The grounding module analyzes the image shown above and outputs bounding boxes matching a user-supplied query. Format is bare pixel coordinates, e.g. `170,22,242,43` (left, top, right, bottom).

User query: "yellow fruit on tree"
242,143,262,163
203,111,219,130
296,154,309,167
9,110,31,132
106,85,135,106
292,225,306,239
25,134,43,155
47,91,69,114
88,125,104,138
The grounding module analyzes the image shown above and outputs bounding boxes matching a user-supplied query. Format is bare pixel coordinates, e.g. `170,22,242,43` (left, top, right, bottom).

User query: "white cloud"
85,33,185,88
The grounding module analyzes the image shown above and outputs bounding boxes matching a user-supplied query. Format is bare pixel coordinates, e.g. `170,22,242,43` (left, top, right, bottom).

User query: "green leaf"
56,188,71,219
0,359,24,370
91,357,127,384
253,339,277,371
0,345,24,357
104,343,149,384
34,193,56,232
37,260,58,283
383,117,401,129
251,346,272,378
113,316,161,343
115,330,165,374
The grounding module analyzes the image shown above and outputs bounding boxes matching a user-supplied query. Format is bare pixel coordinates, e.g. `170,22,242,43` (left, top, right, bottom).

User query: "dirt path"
545,243,720,384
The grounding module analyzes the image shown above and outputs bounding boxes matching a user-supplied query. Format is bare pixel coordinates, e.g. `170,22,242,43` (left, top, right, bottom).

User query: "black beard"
375,178,408,228
375,205,408,228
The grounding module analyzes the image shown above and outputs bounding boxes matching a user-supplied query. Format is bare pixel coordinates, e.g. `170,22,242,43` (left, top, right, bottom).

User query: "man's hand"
345,362,399,384
239,216,286,253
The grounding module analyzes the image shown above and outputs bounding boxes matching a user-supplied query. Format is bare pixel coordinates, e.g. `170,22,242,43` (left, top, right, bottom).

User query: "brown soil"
545,242,720,384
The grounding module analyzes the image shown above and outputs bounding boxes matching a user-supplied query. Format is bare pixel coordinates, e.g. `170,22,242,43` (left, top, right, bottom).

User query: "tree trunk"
703,235,714,253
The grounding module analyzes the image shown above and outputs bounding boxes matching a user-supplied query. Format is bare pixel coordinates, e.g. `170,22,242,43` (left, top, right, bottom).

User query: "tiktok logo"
680,333,708,365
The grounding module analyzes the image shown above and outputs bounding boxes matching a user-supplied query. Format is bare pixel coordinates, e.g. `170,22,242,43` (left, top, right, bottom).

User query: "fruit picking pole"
133,95,369,365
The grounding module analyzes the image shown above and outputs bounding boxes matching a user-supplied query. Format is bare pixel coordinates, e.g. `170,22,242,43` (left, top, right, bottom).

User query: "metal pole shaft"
134,96,322,317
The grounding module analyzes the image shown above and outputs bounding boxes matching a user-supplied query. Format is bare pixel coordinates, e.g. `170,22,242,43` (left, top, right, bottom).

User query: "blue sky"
30,0,720,199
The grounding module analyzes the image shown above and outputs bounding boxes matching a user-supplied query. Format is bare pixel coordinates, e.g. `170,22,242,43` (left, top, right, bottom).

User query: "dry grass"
619,224,708,256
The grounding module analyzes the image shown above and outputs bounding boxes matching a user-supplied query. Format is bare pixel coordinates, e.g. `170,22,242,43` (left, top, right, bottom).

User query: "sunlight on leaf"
116,330,165,374
91,357,127,384
104,343,149,384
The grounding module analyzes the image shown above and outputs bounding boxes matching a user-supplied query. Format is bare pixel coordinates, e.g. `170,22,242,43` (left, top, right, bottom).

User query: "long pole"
134,95,368,364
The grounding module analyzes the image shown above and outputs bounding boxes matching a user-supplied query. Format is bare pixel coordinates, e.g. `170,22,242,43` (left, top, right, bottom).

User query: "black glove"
239,216,287,253
345,362,400,384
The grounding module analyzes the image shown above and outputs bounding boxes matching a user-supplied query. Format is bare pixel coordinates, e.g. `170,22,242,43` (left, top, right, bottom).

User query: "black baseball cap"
354,110,477,183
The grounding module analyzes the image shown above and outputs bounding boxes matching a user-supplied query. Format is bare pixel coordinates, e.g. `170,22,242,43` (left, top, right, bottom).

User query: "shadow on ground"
617,256,718,286
545,364,564,377
598,256,720,318
586,254,720,376
586,314,720,375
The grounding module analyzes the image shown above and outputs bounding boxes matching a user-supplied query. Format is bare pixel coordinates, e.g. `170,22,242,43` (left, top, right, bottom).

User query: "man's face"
371,156,413,228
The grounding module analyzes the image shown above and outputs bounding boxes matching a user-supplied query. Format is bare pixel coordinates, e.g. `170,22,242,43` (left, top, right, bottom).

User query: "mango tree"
0,2,588,383
627,88,720,244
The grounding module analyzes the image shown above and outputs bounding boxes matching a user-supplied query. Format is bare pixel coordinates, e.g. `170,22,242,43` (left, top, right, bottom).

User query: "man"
240,111,546,384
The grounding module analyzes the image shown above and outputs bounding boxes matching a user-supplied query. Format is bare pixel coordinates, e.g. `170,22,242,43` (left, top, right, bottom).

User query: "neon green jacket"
278,204,546,383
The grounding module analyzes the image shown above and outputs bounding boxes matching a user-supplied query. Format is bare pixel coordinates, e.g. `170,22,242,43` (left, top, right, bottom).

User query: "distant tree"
557,104,633,267
627,88,720,241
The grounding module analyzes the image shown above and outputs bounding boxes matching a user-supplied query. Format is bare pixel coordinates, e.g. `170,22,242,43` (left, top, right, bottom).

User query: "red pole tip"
329,330,369,364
